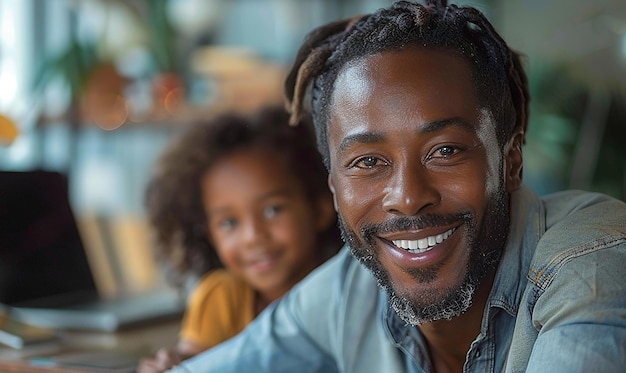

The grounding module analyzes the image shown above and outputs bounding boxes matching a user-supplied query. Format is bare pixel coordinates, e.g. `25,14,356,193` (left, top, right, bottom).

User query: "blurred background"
1,0,625,297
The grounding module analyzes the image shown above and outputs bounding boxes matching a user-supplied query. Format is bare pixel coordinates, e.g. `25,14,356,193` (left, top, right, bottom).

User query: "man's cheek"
337,182,380,227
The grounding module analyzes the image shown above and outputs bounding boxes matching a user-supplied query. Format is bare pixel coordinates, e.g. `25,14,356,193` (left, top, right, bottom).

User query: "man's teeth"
392,227,457,253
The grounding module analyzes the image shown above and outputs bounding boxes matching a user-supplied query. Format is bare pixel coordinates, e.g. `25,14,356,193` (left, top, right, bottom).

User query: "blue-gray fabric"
168,185,626,373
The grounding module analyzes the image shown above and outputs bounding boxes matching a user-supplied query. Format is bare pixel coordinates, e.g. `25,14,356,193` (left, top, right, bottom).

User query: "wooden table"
0,318,181,372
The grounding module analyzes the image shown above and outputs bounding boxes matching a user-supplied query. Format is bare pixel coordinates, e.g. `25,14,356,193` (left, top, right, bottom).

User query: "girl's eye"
217,218,237,230
353,156,385,169
263,204,283,219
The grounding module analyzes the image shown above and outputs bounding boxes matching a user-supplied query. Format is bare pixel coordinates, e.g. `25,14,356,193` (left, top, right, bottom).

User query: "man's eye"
354,156,384,169
432,146,459,158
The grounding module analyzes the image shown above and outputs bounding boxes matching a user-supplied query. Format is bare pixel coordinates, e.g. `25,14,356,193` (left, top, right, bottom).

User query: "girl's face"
201,146,330,302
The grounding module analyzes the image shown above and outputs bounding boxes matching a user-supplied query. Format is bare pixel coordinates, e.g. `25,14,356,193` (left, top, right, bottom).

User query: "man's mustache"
360,213,471,244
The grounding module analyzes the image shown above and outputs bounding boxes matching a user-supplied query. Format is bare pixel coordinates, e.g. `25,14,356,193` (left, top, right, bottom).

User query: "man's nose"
381,162,440,216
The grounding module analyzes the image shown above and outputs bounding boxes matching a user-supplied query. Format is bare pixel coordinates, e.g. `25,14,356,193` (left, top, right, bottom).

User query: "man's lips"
391,226,458,254
378,224,461,255
372,223,464,269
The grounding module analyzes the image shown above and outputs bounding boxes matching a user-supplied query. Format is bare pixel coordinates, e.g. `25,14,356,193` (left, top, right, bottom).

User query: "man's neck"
417,271,495,373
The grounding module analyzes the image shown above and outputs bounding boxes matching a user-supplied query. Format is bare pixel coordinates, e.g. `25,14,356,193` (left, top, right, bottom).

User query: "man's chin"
387,279,475,325
348,247,470,325
339,212,494,325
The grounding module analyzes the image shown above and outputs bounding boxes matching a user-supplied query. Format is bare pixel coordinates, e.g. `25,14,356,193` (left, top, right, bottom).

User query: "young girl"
138,106,341,372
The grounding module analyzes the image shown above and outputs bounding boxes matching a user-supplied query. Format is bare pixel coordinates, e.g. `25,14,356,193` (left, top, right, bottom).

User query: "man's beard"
338,184,510,326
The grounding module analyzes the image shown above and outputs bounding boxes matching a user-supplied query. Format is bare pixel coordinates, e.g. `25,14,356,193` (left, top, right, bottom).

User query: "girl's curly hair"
145,106,339,286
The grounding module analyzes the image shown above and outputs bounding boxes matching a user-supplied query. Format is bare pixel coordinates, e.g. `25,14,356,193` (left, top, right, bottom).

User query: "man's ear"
327,175,339,212
505,128,524,193
315,193,337,231
313,175,338,231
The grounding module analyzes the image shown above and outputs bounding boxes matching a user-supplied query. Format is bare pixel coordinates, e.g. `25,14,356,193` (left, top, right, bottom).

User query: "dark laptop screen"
0,170,98,307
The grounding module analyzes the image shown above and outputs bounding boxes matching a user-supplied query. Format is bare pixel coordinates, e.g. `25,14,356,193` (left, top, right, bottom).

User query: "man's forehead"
332,48,476,99
329,48,482,127
331,57,376,110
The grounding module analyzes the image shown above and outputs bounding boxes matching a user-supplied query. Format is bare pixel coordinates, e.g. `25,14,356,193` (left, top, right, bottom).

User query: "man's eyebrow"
420,117,475,134
337,131,384,154
337,118,473,149
335,117,476,157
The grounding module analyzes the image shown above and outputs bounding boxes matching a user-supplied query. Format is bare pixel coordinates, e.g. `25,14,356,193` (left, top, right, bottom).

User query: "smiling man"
328,49,512,332
167,1,626,372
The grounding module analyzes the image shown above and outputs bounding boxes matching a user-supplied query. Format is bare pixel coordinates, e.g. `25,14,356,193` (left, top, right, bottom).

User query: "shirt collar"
487,184,544,317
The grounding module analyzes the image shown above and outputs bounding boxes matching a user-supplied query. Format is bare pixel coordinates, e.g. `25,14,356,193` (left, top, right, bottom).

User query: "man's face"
326,48,513,325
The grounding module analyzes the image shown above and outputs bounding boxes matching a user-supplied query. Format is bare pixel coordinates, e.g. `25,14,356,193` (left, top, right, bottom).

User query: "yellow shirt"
179,269,256,350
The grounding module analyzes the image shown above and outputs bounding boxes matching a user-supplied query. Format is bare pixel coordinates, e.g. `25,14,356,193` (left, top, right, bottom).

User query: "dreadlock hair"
285,0,529,169
144,105,339,286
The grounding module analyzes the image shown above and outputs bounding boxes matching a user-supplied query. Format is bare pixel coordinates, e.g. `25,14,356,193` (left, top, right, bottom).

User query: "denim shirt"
168,185,626,373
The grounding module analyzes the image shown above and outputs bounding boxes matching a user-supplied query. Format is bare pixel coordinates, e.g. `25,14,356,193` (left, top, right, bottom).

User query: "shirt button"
474,349,481,358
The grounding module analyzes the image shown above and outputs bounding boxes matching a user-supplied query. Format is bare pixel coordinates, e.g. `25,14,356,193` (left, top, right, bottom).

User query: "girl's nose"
239,215,271,245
